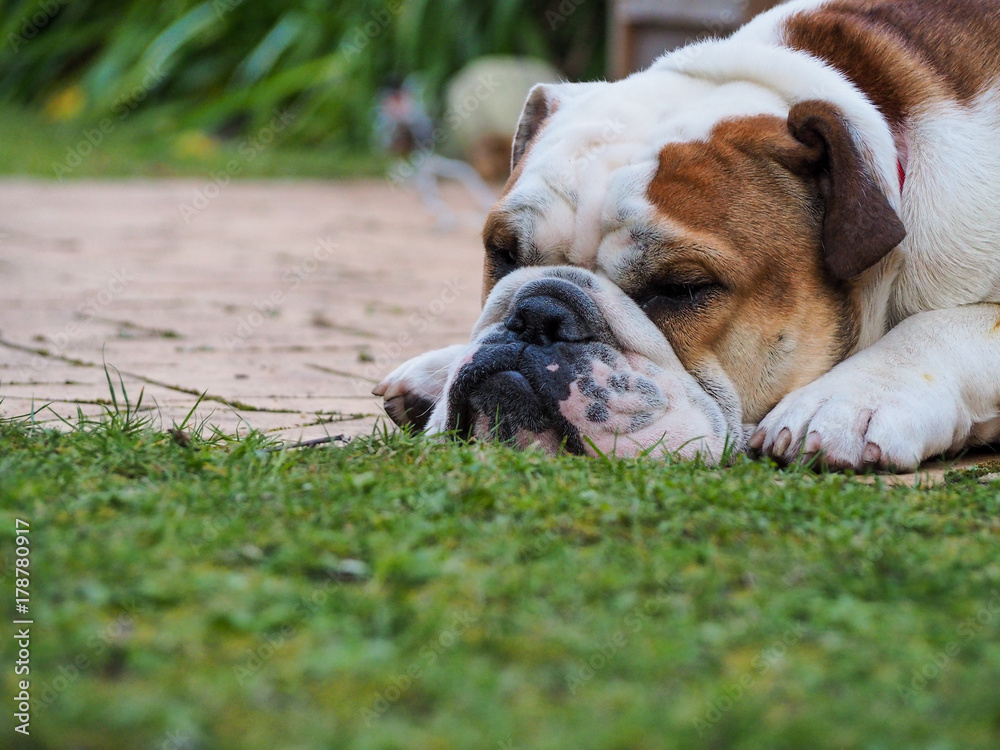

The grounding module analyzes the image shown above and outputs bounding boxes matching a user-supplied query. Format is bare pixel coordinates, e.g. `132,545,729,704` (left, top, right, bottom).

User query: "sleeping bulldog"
374,0,1000,471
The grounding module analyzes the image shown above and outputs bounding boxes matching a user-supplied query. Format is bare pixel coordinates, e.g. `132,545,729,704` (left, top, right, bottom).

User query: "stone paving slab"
0,178,994,483
0,178,484,442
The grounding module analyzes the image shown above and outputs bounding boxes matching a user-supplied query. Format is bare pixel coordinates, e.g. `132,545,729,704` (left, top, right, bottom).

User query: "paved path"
0,178,993,483
0,179,484,442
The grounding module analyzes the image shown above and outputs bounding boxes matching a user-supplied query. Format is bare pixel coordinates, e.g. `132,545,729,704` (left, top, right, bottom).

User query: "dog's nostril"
504,314,526,334
505,294,592,346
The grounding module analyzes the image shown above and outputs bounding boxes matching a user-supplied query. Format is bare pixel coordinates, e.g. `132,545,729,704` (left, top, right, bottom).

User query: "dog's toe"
384,393,436,431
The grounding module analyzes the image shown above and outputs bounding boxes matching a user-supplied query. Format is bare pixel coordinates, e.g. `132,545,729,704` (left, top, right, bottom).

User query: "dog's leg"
750,303,1000,471
372,344,471,431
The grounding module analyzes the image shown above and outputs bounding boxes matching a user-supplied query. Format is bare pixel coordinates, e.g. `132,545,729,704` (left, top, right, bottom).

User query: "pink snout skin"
557,355,727,460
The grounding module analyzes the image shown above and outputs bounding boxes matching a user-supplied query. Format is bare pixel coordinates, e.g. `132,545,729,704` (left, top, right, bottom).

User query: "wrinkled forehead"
493,70,790,274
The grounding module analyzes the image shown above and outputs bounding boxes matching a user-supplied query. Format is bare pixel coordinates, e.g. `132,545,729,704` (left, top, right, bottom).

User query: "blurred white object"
445,56,561,181
411,153,498,232
378,58,560,231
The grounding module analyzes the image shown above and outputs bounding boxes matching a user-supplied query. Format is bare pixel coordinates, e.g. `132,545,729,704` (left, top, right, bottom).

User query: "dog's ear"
512,84,558,171
784,100,906,280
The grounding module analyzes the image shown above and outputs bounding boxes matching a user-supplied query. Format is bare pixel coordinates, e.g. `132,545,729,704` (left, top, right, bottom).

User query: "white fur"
892,89,1000,317
500,33,905,355
373,343,472,408
734,0,834,43
755,304,1000,470
749,73,1000,471
656,42,901,206
502,72,794,286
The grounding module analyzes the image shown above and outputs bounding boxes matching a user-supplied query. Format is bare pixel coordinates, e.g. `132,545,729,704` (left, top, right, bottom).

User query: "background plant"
0,0,607,151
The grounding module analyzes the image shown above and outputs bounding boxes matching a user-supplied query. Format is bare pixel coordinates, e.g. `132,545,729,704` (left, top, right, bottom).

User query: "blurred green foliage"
0,0,606,150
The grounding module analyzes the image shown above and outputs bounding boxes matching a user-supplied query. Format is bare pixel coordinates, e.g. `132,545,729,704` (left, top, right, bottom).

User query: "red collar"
897,159,906,192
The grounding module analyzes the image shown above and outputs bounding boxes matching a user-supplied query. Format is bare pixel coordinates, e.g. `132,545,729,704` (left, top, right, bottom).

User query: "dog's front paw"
372,344,469,431
748,368,964,472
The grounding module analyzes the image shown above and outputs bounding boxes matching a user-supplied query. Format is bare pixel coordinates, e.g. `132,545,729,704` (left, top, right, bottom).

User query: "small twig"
268,435,350,451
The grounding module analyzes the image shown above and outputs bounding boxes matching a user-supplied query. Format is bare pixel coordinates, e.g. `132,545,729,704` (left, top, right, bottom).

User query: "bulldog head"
394,61,906,462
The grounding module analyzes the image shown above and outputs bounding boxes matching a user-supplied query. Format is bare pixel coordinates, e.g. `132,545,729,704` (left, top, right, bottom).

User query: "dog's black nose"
505,294,593,346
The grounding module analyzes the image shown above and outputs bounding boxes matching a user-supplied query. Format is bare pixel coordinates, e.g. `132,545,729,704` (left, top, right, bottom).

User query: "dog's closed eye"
636,281,723,314
487,236,519,279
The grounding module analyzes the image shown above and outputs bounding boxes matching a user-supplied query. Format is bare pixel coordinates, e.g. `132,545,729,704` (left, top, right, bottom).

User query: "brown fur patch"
481,97,559,303
785,100,905,279
644,116,858,421
511,88,559,171
783,0,1000,126
481,211,519,305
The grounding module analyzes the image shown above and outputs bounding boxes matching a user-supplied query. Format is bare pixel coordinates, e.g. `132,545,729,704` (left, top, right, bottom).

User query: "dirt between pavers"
0,178,992,484
0,178,484,442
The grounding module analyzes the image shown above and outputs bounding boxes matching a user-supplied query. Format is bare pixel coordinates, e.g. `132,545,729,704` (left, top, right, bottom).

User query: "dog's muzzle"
428,269,741,461
445,279,614,453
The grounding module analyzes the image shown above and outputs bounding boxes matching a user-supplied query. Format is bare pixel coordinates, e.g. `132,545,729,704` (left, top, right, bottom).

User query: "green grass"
2,400,1000,750
0,104,388,179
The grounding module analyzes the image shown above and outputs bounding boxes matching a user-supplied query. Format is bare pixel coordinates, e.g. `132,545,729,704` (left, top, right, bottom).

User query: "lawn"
0,105,387,180
2,398,1000,750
